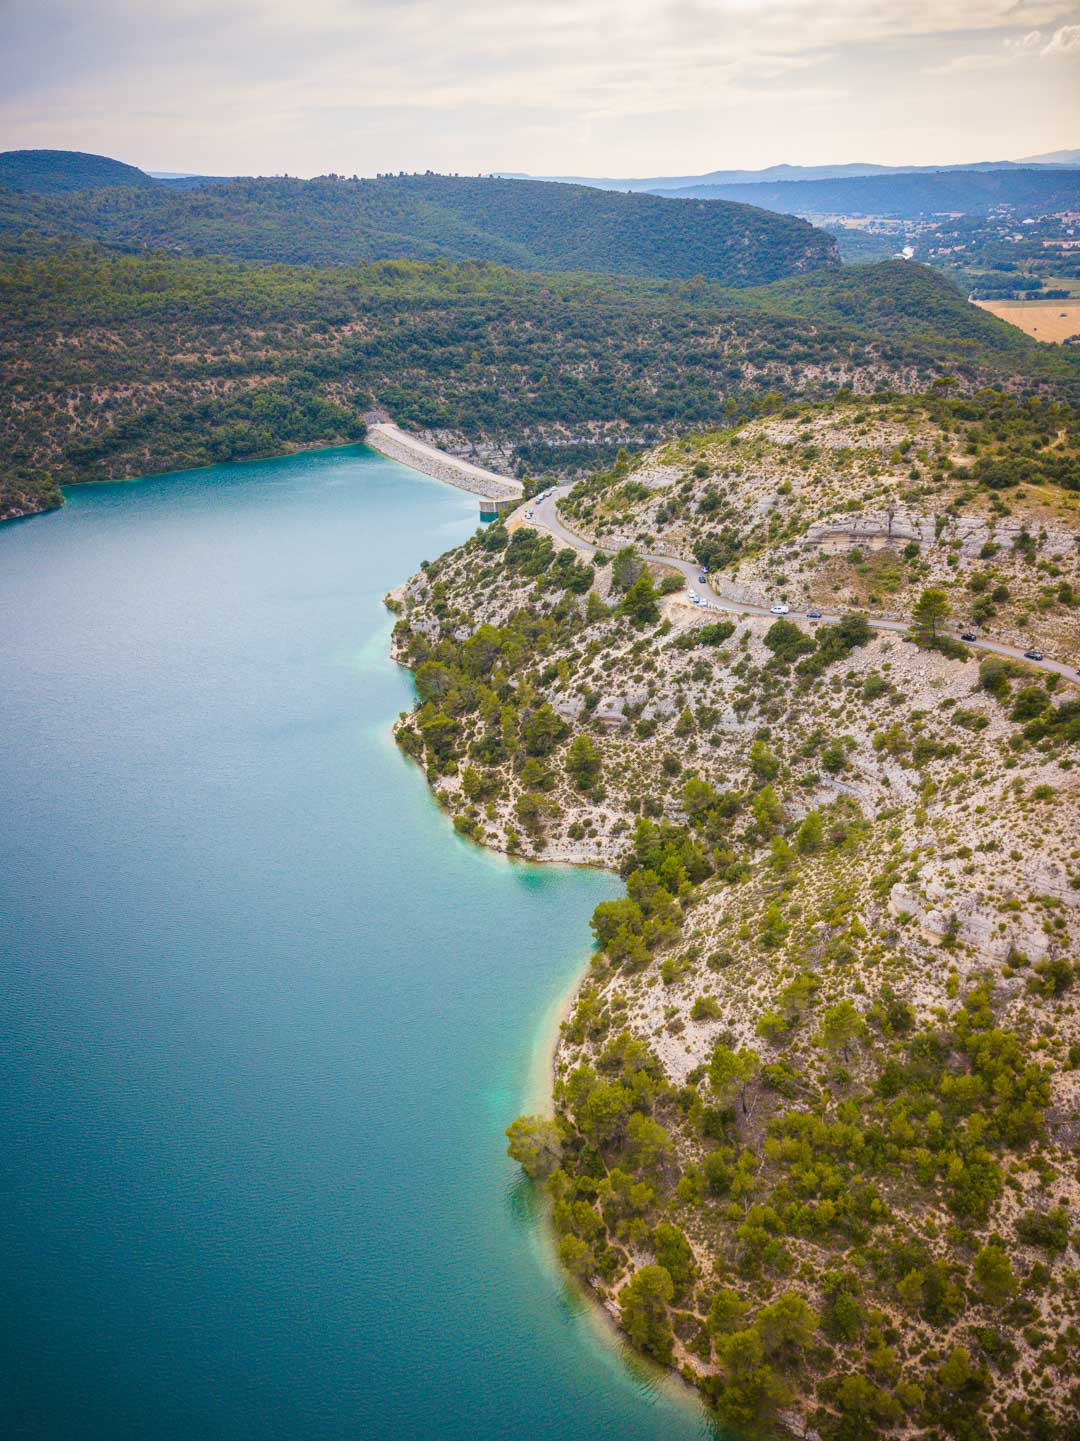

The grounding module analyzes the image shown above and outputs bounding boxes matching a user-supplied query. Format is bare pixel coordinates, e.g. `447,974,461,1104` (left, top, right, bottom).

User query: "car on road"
698,574,707,585
960,632,978,642
806,607,822,620
1024,649,1044,661
769,603,789,615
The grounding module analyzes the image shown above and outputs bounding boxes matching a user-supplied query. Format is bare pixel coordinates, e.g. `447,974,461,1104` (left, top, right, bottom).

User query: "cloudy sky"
2,0,1078,177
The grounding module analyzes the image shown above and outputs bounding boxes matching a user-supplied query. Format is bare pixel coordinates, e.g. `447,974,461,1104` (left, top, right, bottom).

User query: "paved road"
512,487,1078,685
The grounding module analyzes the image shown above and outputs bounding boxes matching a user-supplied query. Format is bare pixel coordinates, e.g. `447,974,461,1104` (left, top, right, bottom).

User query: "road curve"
510,487,1077,685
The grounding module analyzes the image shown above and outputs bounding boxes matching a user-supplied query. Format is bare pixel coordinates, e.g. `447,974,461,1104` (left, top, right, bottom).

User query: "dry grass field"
975,297,1080,343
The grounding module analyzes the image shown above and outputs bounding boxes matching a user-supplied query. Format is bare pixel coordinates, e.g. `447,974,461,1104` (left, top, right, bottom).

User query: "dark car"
698,574,707,585
1024,649,1044,661
806,607,823,619
960,632,977,642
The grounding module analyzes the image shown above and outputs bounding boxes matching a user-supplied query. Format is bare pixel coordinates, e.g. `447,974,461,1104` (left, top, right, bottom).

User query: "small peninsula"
389,388,1079,1441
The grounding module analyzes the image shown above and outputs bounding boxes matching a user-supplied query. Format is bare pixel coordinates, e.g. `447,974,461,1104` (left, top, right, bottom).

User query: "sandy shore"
366,422,523,502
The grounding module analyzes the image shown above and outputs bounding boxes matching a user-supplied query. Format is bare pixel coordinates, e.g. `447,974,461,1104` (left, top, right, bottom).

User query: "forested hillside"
0,149,155,194
0,170,836,284
738,262,1043,355
3,248,1076,520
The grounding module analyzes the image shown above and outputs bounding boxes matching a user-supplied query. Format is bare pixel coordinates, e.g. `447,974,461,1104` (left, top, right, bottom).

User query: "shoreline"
0,438,374,527
7,424,518,529
524,954,716,1435
385,630,683,1421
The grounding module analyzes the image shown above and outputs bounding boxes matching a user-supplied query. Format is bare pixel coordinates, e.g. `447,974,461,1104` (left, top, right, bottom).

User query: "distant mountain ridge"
652,167,1080,218
0,167,837,286
6,147,1078,201
496,154,1080,193
1020,148,1080,165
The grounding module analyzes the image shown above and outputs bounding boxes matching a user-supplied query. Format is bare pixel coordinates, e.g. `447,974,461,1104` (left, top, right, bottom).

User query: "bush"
1016,1206,1069,1253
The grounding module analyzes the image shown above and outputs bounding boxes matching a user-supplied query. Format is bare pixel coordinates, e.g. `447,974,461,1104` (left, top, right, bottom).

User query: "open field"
975,297,1080,343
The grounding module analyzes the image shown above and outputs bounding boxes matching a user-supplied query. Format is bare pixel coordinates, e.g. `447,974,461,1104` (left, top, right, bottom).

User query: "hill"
1,248,1076,523
737,260,1041,354
656,167,1080,219
0,149,154,194
391,390,1079,1439
0,171,837,284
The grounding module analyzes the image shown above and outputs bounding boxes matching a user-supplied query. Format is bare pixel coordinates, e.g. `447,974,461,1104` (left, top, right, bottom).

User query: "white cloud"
0,0,1078,174
924,52,1007,75
1043,22,1080,51
1006,29,1044,48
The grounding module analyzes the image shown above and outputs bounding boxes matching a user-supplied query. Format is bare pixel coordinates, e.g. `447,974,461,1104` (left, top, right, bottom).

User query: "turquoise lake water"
0,447,712,1441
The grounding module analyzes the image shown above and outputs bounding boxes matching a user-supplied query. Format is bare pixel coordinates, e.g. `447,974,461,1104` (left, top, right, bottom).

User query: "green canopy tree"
522,703,568,756
653,1222,696,1301
621,572,660,626
557,1233,596,1279
815,1000,868,1063
709,1042,761,1118
795,809,824,854
709,1328,792,1434
755,1292,818,1362
618,1265,675,1362
566,734,601,791
626,1111,671,1170
911,587,951,646
973,1242,1017,1305
505,1114,564,1178
751,784,782,835
611,545,644,592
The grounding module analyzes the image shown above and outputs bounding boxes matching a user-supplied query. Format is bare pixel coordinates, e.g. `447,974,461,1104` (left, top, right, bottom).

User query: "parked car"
806,607,823,619
770,603,789,615
960,632,977,642
1024,649,1044,661
698,574,707,585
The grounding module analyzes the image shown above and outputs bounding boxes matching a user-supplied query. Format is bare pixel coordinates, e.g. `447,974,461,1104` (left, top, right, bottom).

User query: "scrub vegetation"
2,246,1078,522
389,393,1079,1440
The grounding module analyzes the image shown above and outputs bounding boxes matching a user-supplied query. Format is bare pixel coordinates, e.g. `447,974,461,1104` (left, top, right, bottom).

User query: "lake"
0,447,711,1440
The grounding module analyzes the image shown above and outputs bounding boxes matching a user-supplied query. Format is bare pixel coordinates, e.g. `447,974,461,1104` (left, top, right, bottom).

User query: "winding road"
512,487,1078,685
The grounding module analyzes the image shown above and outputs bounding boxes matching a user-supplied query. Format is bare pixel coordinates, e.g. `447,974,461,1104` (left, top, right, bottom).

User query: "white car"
769,603,789,615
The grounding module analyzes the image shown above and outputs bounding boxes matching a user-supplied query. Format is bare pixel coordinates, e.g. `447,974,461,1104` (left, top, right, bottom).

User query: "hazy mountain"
497,155,1080,194
653,167,1080,218
1020,148,1080,165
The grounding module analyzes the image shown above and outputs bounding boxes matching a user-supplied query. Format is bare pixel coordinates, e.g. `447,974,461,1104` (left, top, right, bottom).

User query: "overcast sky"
2,0,1078,178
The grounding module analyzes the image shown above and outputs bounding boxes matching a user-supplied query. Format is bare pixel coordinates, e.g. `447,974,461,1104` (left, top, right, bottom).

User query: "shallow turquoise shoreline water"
0,447,711,1440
